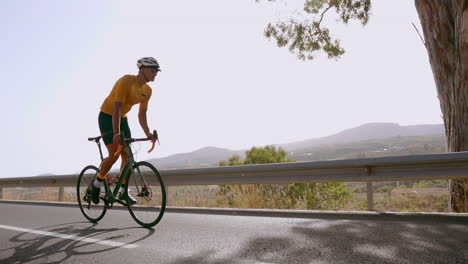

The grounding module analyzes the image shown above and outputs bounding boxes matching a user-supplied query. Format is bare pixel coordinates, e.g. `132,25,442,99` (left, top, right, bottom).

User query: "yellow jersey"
100,75,152,117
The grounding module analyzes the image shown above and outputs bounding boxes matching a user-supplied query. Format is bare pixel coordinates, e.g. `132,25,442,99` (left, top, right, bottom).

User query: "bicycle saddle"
88,136,102,142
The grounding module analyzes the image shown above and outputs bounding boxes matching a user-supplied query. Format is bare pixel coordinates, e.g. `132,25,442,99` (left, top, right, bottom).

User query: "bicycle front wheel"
77,165,107,222
126,161,166,228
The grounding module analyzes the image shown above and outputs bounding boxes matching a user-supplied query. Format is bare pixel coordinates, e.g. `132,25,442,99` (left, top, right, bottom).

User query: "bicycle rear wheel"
77,165,107,222
126,161,166,228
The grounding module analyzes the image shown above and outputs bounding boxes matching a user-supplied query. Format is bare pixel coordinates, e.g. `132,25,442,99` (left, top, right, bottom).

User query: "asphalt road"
0,203,467,264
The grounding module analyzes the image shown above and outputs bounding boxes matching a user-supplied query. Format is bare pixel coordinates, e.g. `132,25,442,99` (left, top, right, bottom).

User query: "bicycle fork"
133,166,152,200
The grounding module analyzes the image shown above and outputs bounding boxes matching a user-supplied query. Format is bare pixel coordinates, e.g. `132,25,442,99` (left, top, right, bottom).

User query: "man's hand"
113,134,123,145
146,130,158,143
146,130,159,153
144,131,153,142
146,131,152,138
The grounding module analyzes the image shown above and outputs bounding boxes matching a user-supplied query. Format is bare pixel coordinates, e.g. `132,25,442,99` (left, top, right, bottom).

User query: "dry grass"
163,184,450,212
1,183,450,212
378,187,449,212
2,187,77,203
342,187,449,212
167,185,219,207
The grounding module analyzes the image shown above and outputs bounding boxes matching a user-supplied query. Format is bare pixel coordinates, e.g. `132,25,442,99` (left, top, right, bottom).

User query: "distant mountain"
286,134,446,162
280,123,444,151
148,146,244,169
36,173,55,176
147,123,445,169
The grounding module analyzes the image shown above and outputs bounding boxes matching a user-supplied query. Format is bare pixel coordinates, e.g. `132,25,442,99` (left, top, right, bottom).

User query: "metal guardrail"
1,152,468,210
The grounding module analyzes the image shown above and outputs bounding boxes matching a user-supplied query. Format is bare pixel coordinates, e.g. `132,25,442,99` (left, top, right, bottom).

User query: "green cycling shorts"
98,111,131,145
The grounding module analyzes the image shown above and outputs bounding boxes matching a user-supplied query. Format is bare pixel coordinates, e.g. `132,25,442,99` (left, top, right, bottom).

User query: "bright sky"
1,0,442,178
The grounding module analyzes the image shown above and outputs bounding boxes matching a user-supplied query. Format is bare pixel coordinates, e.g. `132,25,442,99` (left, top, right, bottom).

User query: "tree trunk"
415,0,468,212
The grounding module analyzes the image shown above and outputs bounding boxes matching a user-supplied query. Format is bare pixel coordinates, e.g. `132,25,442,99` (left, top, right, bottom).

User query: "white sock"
93,179,102,188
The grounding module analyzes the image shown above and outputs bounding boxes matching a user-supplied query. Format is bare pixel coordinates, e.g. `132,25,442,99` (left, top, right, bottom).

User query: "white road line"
0,224,138,249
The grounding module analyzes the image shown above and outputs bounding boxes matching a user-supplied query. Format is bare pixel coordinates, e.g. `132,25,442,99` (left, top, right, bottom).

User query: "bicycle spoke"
77,165,107,222
126,161,166,228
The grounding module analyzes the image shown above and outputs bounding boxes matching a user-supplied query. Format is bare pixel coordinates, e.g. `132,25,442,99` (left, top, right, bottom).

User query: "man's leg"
90,143,119,204
119,150,128,181
97,144,120,181
118,148,137,204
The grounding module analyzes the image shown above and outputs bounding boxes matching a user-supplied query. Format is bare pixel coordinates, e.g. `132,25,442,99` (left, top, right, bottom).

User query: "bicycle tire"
126,161,166,228
77,165,107,223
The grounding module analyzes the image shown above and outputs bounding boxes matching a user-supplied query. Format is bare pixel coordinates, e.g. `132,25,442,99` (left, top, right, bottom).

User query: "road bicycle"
77,130,166,228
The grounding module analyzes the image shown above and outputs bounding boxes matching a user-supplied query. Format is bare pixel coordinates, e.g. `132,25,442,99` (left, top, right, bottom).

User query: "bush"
216,146,352,210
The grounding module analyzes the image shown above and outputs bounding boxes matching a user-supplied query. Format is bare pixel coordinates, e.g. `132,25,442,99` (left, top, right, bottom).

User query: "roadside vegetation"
2,180,449,212
1,137,450,212
215,146,351,210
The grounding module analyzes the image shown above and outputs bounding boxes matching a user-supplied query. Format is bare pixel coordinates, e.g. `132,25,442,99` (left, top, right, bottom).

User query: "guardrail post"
165,186,169,203
365,166,374,211
448,180,452,212
58,187,64,202
367,182,374,211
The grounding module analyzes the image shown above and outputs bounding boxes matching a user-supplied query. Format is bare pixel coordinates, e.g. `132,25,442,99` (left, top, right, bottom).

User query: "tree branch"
318,5,333,26
412,22,427,47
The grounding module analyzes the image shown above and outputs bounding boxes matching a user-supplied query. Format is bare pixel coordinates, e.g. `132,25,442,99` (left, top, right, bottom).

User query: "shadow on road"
168,217,468,264
1,221,155,264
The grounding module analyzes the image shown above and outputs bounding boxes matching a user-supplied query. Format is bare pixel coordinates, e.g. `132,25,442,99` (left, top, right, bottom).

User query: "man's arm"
112,101,123,145
138,98,152,139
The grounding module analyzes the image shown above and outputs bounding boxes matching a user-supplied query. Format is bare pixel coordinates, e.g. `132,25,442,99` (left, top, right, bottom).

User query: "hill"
286,134,446,162
279,123,444,150
147,123,446,169
148,146,244,169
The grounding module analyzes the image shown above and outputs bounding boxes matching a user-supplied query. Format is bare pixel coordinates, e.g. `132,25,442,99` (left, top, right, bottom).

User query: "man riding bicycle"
90,57,160,205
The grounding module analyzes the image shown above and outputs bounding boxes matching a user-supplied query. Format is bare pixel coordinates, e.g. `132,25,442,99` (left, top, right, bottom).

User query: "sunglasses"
149,68,160,73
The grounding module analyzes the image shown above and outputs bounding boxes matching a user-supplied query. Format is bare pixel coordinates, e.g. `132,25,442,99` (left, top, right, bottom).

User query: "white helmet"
137,57,161,71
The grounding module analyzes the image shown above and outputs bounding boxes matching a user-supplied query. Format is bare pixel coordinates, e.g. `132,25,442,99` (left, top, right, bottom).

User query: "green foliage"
217,145,351,209
219,146,293,166
264,0,371,60
218,155,243,166
244,146,294,164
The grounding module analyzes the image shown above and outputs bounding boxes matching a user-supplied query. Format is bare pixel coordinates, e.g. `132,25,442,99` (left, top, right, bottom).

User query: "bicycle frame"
87,130,158,207
99,144,136,206
80,130,164,227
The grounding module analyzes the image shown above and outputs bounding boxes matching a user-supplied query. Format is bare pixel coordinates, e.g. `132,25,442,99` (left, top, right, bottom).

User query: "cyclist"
90,57,160,204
